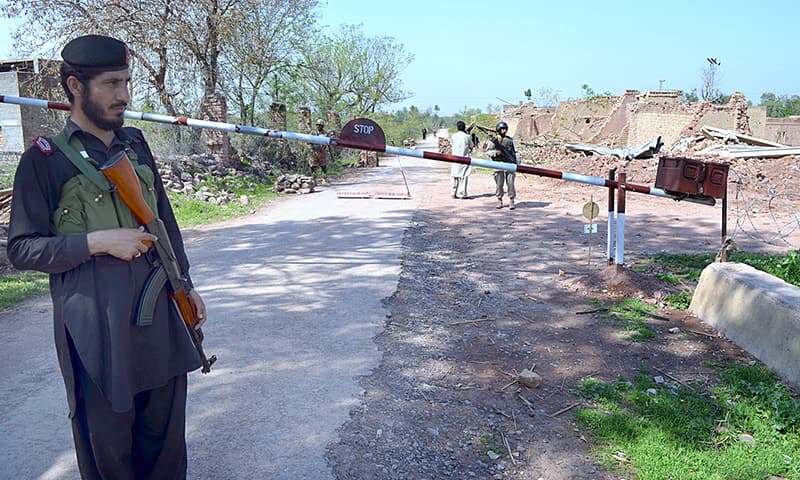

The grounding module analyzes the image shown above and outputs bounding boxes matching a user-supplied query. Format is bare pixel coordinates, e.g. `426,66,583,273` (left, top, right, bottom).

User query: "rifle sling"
51,133,113,192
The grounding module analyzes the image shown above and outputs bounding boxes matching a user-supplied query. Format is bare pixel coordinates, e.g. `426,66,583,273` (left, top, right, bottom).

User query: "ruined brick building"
501,90,800,148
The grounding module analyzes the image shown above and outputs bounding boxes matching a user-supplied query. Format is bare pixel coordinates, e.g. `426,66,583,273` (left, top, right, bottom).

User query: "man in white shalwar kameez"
450,120,474,199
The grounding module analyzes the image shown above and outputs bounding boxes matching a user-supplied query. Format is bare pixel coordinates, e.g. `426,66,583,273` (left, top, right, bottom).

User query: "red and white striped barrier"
1,94,721,265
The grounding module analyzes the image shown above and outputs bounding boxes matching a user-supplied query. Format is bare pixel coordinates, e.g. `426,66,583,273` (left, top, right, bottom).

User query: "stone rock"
518,369,542,388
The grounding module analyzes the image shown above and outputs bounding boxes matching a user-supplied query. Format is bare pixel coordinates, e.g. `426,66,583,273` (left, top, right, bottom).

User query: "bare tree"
2,0,198,147
3,0,320,164
701,57,722,102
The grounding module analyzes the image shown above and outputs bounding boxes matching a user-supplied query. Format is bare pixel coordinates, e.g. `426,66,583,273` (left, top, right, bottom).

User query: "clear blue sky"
2,0,797,116
319,0,799,115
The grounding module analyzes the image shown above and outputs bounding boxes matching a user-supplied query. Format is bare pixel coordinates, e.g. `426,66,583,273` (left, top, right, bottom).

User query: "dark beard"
81,93,125,131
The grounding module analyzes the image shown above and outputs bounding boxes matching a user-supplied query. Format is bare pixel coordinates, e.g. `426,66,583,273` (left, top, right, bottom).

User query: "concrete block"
690,262,800,388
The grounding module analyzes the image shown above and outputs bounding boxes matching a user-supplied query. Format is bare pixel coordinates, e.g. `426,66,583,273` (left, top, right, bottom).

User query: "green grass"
639,250,800,311
0,173,14,190
649,253,714,282
603,297,656,341
730,250,800,287
664,291,692,310
0,272,49,310
575,364,800,479
169,176,277,227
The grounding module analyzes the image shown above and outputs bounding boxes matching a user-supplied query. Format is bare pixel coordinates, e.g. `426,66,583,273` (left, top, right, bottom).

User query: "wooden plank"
702,125,786,148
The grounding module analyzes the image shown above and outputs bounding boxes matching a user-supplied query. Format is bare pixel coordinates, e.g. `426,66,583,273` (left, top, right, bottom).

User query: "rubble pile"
158,154,242,205
273,174,317,194
157,151,278,205
520,133,800,197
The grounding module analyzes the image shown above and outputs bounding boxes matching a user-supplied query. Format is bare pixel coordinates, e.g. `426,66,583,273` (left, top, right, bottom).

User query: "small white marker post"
583,198,600,265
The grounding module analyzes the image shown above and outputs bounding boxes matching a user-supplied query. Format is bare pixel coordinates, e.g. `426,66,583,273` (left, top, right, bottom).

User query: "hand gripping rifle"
101,151,217,373
488,136,516,164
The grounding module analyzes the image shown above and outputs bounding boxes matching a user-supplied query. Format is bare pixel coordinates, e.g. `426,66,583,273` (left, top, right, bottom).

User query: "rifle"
488,136,517,164
101,151,217,373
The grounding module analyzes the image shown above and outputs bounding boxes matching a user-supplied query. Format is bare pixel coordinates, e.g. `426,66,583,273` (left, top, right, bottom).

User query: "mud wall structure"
766,116,800,146
503,90,784,148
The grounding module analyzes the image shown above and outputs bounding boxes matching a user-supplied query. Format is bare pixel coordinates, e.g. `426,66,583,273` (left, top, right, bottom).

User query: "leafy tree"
2,0,191,120
760,92,800,117
716,93,732,105
683,89,699,103
523,88,532,101
2,0,324,164
220,0,318,125
299,24,413,118
580,84,611,99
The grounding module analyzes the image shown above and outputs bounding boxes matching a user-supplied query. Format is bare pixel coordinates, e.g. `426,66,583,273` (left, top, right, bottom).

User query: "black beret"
61,35,129,72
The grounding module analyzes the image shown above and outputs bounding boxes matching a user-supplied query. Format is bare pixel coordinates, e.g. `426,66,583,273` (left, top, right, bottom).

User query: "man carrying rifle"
7,34,207,479
486,121,518,209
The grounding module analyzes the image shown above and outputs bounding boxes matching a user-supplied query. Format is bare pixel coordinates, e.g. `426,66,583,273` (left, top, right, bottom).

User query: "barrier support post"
615,171,627,270
607,168,616,264
721,188,728,243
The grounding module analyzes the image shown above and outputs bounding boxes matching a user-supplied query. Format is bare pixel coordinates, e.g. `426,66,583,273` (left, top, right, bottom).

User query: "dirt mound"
561,264,682,301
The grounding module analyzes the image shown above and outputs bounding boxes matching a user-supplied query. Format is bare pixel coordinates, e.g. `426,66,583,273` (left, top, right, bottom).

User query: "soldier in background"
487,121,518,209
310,118,332,183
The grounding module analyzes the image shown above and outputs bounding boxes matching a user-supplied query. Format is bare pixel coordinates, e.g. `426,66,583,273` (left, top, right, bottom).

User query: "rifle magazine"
135,265,168,327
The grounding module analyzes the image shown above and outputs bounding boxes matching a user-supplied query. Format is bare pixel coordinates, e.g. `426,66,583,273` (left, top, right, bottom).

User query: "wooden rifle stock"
101,151,216,373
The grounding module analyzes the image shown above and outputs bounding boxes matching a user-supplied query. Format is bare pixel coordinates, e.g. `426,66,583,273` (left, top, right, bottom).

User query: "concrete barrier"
690,262,800,388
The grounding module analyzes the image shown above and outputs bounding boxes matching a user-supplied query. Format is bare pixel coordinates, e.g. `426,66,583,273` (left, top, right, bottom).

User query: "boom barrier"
1,94,724,264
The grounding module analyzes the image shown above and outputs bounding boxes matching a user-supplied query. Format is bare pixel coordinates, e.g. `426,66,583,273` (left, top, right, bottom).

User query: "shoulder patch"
34,136,53,154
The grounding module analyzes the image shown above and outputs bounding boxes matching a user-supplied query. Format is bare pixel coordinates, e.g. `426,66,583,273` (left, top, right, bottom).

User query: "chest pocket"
53,158,160,236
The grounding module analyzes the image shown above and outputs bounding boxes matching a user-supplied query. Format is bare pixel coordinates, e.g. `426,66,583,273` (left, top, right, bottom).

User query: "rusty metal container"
655,156,729,199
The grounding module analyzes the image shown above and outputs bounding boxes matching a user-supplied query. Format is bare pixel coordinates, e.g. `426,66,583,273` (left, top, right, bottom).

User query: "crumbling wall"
748,106,768,139
1,60,64,154
201,93,233,165
588,90,640,145
503,98,618,143
627,104,695,148
509,109,554,140
766,117,800,146
504,90,772,150
628,94,767,149
546,96,617,142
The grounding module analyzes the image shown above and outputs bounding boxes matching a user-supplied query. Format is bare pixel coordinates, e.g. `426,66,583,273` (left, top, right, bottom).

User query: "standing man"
487,121,518,209
7,34,206,479
449,120,474,199
310,118,332,183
